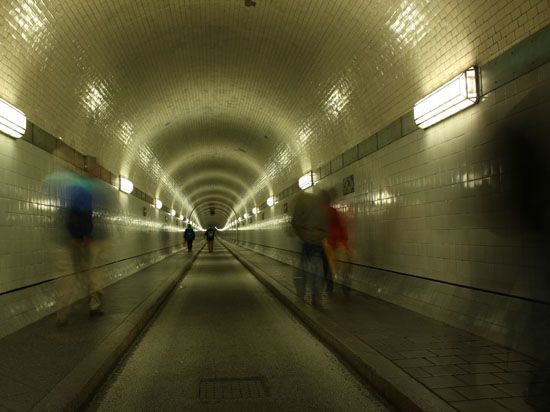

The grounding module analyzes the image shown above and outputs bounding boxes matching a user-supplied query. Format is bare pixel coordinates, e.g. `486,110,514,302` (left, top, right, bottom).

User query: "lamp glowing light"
243,212,249,219
266,196,275,207
298,171,314,190
119,176,134,194
414,67,479,129
154,199,163,209
0,98,26,139
252,207,258,215
170,209,176,217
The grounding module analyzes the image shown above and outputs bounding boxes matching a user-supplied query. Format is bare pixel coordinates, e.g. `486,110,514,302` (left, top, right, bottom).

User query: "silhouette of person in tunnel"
205,225,216,252
321,189,354,296
48,172,106,326
291,190,330,307
184,224,195,252
495,84,550,410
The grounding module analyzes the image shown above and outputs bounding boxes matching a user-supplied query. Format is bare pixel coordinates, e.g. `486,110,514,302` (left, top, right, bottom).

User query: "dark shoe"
89,308,104,317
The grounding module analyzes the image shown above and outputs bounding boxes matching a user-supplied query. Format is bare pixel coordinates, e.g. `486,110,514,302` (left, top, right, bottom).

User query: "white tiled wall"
222,63,550,354
0,140,184,338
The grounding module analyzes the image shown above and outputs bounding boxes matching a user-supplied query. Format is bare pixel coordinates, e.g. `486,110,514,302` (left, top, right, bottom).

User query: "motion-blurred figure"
205,225,216,252
322,192,353,295
291,191,329,307
45,171,107,326
184,224,196,252
497,85,550,410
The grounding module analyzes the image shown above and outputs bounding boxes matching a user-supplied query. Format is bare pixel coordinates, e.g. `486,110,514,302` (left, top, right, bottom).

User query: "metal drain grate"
199,377,269,401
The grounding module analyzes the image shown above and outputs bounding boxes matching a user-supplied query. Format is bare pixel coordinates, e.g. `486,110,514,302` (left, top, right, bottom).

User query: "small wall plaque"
343,175,354,195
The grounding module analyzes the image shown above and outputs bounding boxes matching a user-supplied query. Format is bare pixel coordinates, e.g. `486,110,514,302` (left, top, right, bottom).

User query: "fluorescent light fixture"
0,98,26,139
170,209,176,217
298,171,314,190
266,196,275,207
119,176,134,194
414,67,479,129
154,199,163,209
243,212,249,219
252,207,258,215
179,214,184,221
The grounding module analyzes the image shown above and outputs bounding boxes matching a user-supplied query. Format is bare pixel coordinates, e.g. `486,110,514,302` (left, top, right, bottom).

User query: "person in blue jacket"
183,224,196,252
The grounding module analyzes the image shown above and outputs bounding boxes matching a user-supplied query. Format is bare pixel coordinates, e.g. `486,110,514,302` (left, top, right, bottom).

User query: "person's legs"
187,240,193,252
321,246,333,292
84,240,103,316
308,244,324,305
208,240,213,252
294,242,309,299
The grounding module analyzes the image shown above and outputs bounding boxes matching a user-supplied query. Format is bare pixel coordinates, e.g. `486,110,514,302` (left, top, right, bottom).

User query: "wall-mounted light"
266,196,276,207
243,212,249,219
0,98,26,139
170,209,176,217
179,214,184,221
154,199,163,209
298,171,314,190
238,216,244,222
252,207,258,215
119,176,134,194
414,66,479,129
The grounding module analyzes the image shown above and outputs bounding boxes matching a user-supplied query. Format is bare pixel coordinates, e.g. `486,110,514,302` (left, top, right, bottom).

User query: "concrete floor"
87,245,390,411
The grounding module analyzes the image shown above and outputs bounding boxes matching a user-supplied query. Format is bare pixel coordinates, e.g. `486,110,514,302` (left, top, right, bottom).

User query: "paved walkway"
88,246,390,411
0,243,203,411
223,241,544,412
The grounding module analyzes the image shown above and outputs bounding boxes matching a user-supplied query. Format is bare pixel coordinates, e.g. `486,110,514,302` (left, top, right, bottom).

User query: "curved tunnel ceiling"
0,1,547,226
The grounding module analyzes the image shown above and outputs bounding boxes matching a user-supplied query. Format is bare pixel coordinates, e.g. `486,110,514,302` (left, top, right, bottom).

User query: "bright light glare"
414,67,478,129
243,212,249,219
170,209,176,217
266,196,275,207
298,171,313,190
252,207,258,215
0,98,26,138
179,214,184,221
119,176,134,194
154,199,163,209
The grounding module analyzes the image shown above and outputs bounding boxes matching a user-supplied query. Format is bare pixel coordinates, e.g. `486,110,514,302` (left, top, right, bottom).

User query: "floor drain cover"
199,377,269,401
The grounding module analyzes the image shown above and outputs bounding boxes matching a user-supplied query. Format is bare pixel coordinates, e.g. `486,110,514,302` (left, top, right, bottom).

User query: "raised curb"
222,240,455,412
31,244,205,412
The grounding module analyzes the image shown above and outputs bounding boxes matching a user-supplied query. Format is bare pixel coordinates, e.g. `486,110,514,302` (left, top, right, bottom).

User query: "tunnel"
1,1,550,411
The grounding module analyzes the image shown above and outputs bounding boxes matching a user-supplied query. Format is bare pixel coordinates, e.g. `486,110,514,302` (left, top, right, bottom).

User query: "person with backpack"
183,224,196,252
205,225,216,252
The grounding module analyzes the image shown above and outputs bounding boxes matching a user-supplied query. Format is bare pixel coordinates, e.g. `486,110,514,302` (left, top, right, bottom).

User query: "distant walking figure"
183,224,195,252
205,226,216,252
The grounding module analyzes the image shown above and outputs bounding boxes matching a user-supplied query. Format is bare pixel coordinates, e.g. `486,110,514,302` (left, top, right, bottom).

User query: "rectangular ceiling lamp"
298,171,313,190
0,98,26,138
119,176,134,194
414,67,479,129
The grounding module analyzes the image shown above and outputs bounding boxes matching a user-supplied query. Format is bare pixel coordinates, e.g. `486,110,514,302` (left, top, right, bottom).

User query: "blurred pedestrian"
291,190,329,307
205,225,216,252
49,173,105,326
183,224,195,252
321,191,353,295
495,85,550,410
